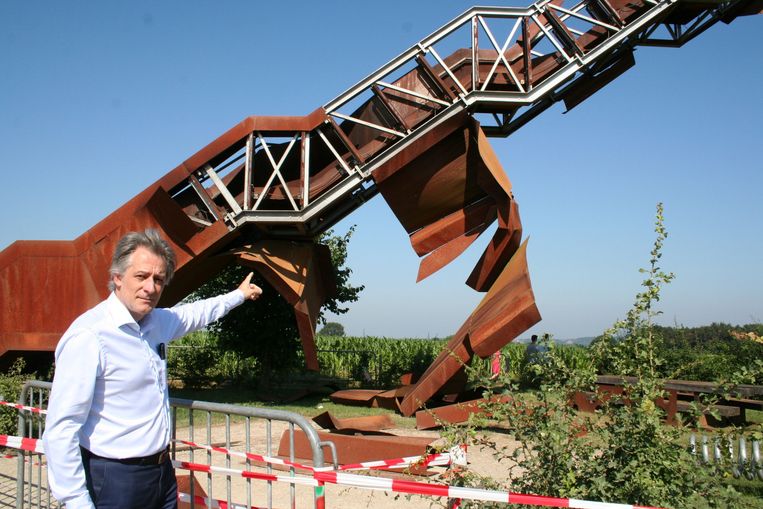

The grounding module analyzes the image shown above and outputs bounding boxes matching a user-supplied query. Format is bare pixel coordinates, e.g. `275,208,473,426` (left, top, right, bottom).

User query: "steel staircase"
0,0,759,392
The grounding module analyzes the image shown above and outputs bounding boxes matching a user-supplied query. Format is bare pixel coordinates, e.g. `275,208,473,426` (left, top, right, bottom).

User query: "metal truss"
168,0,752,238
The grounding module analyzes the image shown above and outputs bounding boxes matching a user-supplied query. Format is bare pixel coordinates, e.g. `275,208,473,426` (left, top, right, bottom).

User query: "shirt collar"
107,292,136,327
106,292,156,333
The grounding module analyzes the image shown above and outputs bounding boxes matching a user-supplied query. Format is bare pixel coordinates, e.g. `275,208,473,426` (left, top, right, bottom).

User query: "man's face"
112,246,168,322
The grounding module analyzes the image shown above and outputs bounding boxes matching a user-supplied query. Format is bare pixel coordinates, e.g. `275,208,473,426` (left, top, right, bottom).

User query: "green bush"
0,358,29,436
437,204,757,509
168,331,257,388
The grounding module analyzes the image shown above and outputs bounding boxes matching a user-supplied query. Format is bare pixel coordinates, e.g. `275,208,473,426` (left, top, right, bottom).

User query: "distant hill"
561,336,595,346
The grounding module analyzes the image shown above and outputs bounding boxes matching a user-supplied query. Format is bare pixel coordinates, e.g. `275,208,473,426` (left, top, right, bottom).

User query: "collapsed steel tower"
1,0,759,414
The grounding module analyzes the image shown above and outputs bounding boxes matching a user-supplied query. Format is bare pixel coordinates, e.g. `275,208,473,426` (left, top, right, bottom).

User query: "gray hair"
108,229,177,291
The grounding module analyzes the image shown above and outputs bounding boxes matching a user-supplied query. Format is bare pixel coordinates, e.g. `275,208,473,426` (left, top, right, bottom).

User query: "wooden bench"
572,387,678,425
676,400,741,427
596,375,763,426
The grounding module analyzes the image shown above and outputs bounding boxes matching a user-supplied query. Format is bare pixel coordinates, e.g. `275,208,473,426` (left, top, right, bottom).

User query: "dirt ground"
174,420,520,509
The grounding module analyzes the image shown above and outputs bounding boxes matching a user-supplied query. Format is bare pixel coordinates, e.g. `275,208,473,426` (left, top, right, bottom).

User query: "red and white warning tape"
0,403,668,509
0,434,45,455
174,438,455,472
174,439,315,472
0,401,46,415
172,457,664,509
173,460,318,487
177,492,267,509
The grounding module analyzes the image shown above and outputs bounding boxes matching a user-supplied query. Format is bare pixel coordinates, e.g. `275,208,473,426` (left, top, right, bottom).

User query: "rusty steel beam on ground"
328,389,386,406
415,395,512,430
278,429,435,472
176,474,207,509
370,385,414,412
312,411,394,432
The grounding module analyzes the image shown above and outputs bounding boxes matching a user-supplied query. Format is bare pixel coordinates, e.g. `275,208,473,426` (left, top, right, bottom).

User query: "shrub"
0,358,29,436
168,331,257,388
437,204,756,509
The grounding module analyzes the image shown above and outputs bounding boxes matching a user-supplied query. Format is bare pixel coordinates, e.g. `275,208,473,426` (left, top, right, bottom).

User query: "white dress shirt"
42,289,245,509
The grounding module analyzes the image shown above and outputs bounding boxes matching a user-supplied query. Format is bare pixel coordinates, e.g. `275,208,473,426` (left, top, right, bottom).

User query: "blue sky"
2,1,761,340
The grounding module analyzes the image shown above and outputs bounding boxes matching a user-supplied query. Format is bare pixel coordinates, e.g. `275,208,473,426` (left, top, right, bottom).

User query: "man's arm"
42,331,99,509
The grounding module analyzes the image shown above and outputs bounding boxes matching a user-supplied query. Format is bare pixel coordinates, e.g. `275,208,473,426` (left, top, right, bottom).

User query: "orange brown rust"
176,475,207,509
278,429,435,469
328,389,386,406
373,117,521,290
399,239,540,416
231,240,336,371
1,0,756,390
415,395,512,430
312,411,394,433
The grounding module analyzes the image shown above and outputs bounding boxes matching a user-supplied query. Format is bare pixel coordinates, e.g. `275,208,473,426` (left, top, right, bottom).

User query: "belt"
80,446,170,466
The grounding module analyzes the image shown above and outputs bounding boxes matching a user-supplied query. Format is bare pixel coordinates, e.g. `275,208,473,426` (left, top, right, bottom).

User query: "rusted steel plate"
415,396,512,430
562,51,635,112
233,240,336,371
176,474,207,509
468,239,540,358
409,197,495,256
312,411,394,432
328,389,386,406
399,342,472,417
573,386,678,426
371,385,414,411
374,117,519,288
0,186,239,357
466,200,522,292
278,429,435,468
400,239,539,416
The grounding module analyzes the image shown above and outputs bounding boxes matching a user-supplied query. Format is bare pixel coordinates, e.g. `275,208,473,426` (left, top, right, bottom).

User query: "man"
42,229,262,509
524,334,547,364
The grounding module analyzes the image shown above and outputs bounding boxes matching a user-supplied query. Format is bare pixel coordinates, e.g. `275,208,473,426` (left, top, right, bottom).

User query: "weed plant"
436,204,760,509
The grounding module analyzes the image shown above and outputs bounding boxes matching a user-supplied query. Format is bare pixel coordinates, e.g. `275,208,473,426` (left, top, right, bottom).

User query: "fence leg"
315,481,326,509
16,451,24,509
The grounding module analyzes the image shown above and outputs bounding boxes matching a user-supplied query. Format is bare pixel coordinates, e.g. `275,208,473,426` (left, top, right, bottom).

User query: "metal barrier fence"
689,432,763,481
14,380,333,509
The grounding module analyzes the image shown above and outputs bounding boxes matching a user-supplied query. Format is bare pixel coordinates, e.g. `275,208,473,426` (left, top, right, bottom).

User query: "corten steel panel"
312,411,394,432
4,0,751,367
176,474,207,509
278,429,435,468
373,118,519,288
0,241,99,354
415,396,512,430
232,240,336,371
562,51,636,112
328,389,386,406
371,385,414,412
0,185,240,356
399,239,540,416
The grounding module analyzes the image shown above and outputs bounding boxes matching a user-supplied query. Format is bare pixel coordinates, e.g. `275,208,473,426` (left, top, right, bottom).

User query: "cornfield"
316,335,446,387
315,336,594,387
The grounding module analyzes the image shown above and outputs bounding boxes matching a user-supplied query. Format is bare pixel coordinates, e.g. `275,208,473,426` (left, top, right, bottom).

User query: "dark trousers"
82,452,177,509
